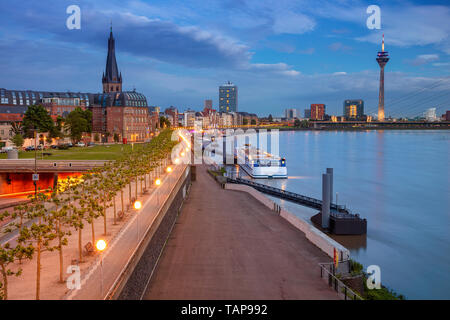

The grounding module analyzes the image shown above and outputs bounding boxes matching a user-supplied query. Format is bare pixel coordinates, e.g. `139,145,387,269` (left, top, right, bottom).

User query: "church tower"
102,26,122,93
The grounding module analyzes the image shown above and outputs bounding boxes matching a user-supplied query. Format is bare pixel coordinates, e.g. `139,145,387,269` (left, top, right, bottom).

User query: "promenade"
143,165,339,300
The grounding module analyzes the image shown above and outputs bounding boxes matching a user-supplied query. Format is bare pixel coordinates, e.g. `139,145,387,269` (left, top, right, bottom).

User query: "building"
219,81,238,112
424,108,437,122
285,108,298,119
376,34,389,121
343,99,364,120
204,100,212,109
0,27,152,144
164,106,178,126
310,104,326,120
183,110,196,127
304,109,311,119
444,111,450,121
239,112,258,125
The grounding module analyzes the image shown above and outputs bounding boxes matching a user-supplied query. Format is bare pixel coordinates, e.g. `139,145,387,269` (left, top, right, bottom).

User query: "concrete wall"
225,183,350,261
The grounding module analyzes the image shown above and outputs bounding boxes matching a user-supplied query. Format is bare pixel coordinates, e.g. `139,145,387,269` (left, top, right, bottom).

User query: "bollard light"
155,178,161,186
134,200,142,210
96,239,107,252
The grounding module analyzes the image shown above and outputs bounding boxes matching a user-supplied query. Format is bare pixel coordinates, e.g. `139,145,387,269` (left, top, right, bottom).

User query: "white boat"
236,144,287,179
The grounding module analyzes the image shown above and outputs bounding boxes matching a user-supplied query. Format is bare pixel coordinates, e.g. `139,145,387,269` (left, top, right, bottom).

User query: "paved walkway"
144,166,338,300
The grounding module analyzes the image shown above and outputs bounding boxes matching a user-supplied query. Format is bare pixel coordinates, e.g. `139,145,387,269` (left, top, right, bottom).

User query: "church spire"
102,25,122,93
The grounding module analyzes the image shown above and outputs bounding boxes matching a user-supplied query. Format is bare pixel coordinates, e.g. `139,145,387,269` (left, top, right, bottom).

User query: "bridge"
0,159,109,173
227,176,351,215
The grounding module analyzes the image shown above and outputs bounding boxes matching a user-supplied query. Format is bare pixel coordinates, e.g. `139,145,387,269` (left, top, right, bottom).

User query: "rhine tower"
376,34,389,121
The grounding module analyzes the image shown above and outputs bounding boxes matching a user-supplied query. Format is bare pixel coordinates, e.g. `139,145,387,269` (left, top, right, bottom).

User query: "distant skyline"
0,0,449,117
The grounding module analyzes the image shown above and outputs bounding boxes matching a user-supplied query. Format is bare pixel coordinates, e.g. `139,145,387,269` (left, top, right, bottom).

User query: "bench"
84,242,95,256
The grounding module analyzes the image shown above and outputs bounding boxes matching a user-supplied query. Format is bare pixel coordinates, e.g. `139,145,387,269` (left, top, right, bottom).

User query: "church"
0,28,157,145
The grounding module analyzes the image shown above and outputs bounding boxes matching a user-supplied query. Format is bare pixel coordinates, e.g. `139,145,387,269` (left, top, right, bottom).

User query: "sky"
0,0,449,117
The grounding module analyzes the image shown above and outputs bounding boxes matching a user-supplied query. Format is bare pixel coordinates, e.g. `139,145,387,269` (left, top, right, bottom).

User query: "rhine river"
254,130,449,299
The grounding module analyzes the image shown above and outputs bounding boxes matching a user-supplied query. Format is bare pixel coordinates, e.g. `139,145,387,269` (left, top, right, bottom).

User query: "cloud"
332,72,347,75
272,11,316,35
407,54,440,66
298,47,315,54
328,42,352,52
248,63,300,76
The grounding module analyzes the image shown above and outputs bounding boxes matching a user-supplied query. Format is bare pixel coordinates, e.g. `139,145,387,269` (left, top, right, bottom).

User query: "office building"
343,99,364,120
219,81,238,112
310,104,325,120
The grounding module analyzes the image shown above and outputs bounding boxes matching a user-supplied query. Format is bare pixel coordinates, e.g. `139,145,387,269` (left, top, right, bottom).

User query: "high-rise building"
376,34,389,121
219,81,238,112
304,109,311,119
204,99,212,109
310,104,325,120
285,108,298,119
343,99,364,120
424,108,437,122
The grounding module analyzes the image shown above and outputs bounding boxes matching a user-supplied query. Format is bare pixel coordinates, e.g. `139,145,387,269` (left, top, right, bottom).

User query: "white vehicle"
75,142,86,147
236,144,287,179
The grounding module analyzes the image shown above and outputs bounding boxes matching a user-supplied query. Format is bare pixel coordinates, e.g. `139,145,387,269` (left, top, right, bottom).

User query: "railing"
319,261,363,300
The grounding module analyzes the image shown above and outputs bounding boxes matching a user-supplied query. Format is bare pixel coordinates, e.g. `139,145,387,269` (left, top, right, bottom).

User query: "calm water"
254,130,449,299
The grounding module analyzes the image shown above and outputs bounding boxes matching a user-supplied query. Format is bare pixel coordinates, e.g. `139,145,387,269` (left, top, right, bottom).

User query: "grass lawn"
0,143,146,160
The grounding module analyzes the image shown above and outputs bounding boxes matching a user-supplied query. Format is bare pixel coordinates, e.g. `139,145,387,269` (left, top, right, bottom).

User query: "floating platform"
311,212,367,235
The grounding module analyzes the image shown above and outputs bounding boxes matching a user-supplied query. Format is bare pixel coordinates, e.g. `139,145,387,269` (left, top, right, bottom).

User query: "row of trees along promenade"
0,129,178,300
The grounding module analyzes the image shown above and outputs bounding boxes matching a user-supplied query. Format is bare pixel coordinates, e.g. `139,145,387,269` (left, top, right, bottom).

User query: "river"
245,129,449,299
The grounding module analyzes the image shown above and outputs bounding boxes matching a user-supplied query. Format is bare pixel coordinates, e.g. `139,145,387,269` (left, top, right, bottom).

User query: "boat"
236,144,287,179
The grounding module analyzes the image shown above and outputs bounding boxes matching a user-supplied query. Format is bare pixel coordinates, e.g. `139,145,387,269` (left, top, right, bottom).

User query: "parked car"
50,145,58,149
75,142,86,147
87,142,96,147
25,146,35,151
0,146,14,153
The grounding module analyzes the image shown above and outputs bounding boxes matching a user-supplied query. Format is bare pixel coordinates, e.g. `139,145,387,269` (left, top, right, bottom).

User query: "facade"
219,81,238,112
204,100,212,109
184,111,196,127
0,28,152,144
343,99,364,120
164,106,178,126
310,104,326,120
285,108,298,119
304,109,311,119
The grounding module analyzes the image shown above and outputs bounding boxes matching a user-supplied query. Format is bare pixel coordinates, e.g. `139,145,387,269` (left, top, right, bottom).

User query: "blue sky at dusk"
0,0,449,117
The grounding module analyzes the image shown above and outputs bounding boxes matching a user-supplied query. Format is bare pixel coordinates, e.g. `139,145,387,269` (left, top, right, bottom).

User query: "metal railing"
319,261,363,300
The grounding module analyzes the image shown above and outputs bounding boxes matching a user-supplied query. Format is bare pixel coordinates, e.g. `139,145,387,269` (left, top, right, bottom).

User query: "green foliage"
113,133,120,143
160,116,171,128
294,119,301,127
94,133,100,142
250,119,257,125
22,105,54,138
11,133,24,148
243,118,248,125
64,107,92,143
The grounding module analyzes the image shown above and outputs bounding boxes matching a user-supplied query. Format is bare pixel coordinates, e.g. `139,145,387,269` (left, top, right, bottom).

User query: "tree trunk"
113,196,117,225
121,190,124,214
1,264,7,300
135,177,138,198
36,240,41,300
58,220,64,283
91,220,95,247
78,227,82,263
103,198,107,235
128,183,132,205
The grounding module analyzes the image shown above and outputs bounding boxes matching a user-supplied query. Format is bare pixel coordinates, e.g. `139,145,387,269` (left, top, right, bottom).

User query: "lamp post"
134,200,142,240
155,178,161,206
96,239,107,297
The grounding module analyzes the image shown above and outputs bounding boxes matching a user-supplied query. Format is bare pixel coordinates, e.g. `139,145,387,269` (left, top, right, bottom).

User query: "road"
143,165,339,300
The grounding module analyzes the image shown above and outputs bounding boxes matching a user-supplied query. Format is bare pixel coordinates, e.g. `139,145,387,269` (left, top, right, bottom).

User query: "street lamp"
134,200,142,240
166,166,172,173
155,178,161,206
96,239,107,297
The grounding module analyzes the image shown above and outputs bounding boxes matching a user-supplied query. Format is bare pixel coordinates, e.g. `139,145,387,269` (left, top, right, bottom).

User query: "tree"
250,119,257,125
243,118,248,125
94,133,100,143
294,119,301,127
160,116,171,128
300,119,309,128
11,134,24,148
9,122,23,136
113,133,120,143
268,114,273,122
0,242,33,300
65,107,92,143
49,116,65,140
22,105,54,138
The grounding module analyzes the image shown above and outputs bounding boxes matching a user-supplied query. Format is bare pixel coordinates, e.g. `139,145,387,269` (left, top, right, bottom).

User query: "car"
25,146,35,151
87,142,96,147
50,145,58,149
75,142,86,147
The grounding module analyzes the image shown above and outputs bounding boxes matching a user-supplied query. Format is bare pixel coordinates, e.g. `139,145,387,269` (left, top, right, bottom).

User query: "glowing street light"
174,158,180,164
96,239,107,297
181,152,185,157
96,239,107,251
133,200,142,210
155,178,161,186
166,166,172,173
